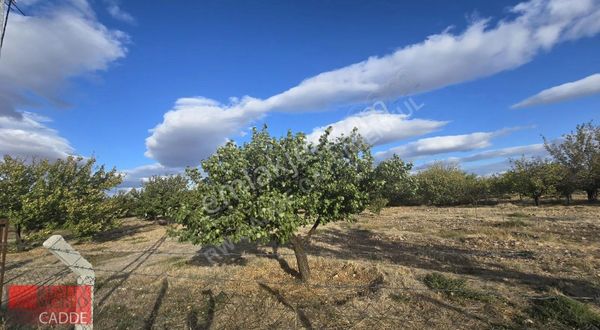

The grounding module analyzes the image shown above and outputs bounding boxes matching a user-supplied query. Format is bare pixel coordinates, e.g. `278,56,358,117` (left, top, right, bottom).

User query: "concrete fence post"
43,235,95,330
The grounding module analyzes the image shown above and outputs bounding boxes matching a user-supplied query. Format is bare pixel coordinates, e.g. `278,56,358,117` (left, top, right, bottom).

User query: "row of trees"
113,175,189,220
367,122,600,207
0,156,122,249
112,122,599,281
2,122,597,280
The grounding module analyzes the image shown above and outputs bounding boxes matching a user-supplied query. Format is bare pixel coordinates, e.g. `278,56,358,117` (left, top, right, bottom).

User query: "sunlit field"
4,200,600,329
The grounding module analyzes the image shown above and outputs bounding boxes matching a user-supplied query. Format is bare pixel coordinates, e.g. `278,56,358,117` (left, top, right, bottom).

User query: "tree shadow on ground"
143,278,169,330
95,235,167,306
187,241,300,279
188,240,260,267
188,240,301,279
259,283,313,329
91,222,155,243
307,228,600,300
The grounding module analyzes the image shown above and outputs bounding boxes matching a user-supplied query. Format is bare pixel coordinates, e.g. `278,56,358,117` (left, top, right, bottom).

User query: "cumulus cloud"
375,128,521,161
306,111,447,146
144,97,266,167
146,0,600,167
0,113,75,160
0,0,127,162
0,1,127,117
104,0,136,24
119,163,184,189
512,73,600,108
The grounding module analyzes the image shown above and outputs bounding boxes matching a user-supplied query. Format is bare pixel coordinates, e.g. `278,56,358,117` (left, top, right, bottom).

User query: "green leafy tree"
0,156,38,250
552,163,578,204
28,157,123,236
545,122,600,201
414,163,476,206
372,155,416,206
463,175,491,205
138,175,189,220
174,127,373,282
488,173,517,200
509,157,560,206
112,189,141,218
0,156,122,247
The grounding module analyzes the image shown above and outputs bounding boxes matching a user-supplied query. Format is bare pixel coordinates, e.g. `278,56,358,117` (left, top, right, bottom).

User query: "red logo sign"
7,285,92,325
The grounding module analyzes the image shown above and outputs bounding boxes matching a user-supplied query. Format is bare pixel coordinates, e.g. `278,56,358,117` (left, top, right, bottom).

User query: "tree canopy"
0,156,122,248
174,127,373,281
544,122,600,201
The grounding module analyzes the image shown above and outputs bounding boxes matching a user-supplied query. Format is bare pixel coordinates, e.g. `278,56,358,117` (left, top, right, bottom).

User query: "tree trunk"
586,189,598,202
291,235,310,282
534,196,540,206
15,224,23,252
565,193,572,205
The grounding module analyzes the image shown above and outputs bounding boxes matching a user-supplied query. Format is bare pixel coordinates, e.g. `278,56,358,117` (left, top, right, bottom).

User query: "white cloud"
119,163,184,189
414,143,548,171
306,111,448,146
146,0,600,167
0,0,127,163
144,97,266,167
512,73,600,108
450,143,547,163
375,128,521,161
0,113,75,160
0,2,128,117
463,160,514,176
104,0,136,24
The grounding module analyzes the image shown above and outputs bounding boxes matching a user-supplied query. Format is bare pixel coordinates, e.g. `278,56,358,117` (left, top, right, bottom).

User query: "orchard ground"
3,200,600,329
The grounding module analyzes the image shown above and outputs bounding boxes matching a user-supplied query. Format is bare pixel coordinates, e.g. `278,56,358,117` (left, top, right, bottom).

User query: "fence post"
0,219,8,304
43,235,95,330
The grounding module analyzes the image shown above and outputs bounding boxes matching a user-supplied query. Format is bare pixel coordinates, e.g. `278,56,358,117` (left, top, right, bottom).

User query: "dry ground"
2,202,600,329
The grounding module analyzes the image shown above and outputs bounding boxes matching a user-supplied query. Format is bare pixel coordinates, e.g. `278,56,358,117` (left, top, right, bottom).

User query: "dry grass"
3,202,600,329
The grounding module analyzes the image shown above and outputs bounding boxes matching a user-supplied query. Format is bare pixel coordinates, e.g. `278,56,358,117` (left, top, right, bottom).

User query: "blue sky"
1,0,599,188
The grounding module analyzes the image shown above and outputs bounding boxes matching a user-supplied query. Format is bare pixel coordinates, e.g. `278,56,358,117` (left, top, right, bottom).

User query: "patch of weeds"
97,304,139,329
437,229,467,240
173,258,189,268
389,293,411,303
494,219,529,228
506,212,530,218
367,197,388,215
423,273,494,302
529,295,600,328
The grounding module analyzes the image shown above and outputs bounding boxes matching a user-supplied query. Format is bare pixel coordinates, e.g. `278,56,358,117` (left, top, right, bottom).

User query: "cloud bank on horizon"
145,0,600,169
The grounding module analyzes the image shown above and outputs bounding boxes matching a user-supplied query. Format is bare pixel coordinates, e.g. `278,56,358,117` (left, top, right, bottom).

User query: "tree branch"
305,218,320,240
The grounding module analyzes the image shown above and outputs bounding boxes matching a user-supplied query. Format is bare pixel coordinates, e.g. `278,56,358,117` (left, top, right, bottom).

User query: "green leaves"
509,157,562,204
371,155,416,206
0,156,122,239
136,174,189,220
414,163,484,206
174,126,374,246
544,122,600,200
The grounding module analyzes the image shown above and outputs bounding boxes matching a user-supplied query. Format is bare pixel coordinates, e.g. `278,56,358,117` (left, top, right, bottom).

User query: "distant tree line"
368,122,600,207
115,122,600,224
